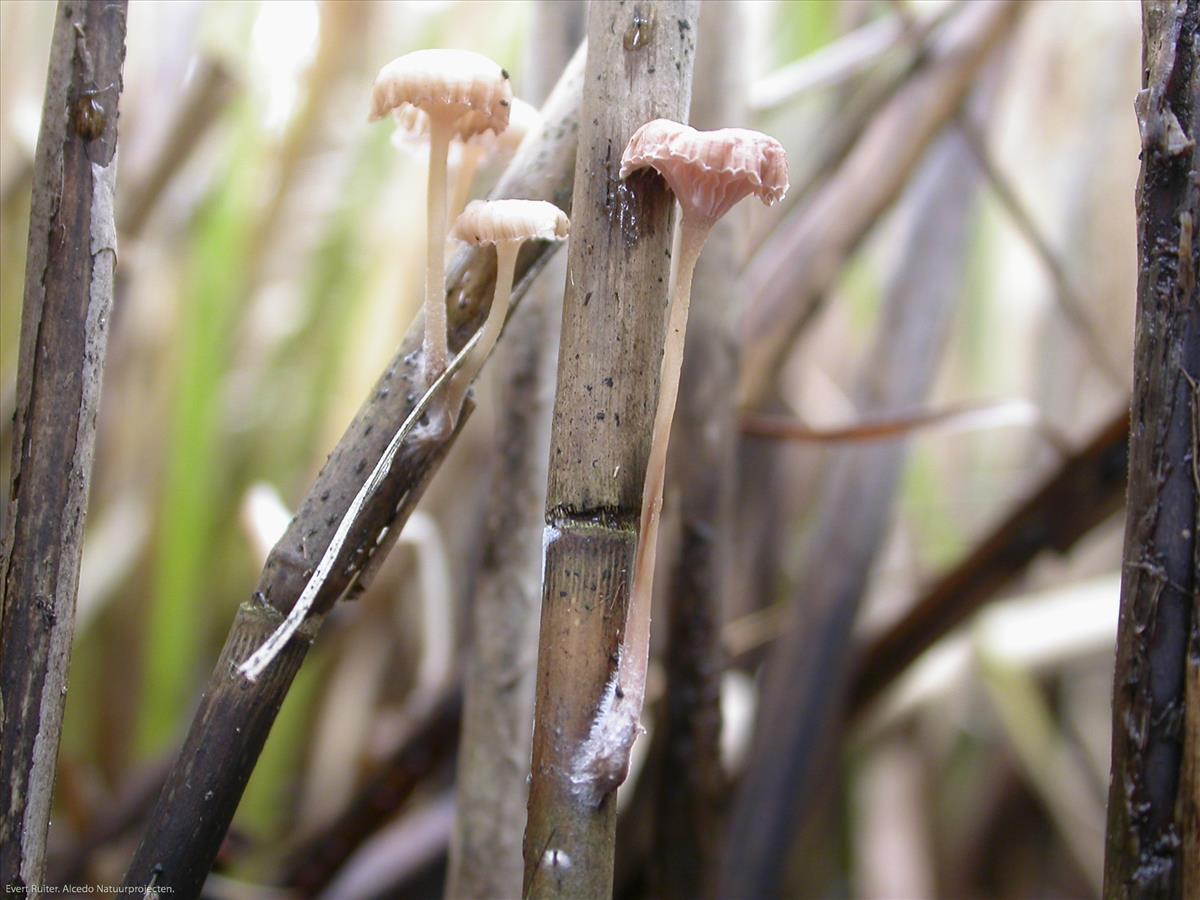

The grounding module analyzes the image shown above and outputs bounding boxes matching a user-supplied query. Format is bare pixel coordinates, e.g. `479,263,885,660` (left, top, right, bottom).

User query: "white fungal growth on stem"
567,647,646,807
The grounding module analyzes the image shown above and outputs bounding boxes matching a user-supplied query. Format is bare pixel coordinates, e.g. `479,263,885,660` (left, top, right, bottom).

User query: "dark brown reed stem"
1103,1,1199,894
0,1,127,892
848,408,1129,716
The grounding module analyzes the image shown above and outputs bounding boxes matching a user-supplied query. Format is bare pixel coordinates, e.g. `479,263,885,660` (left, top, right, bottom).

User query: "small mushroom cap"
451,199,569,245
369,49,512,139
619,119,789,223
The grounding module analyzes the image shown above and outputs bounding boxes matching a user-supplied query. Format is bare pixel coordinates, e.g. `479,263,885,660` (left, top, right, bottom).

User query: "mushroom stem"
622,213,711,722
424,114,453,384
449,145,487,224
442,239,521,420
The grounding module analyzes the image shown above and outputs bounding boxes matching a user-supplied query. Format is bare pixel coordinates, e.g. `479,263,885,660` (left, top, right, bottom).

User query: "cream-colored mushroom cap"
452,199,569,245
369,49,512,139
619,119,789,223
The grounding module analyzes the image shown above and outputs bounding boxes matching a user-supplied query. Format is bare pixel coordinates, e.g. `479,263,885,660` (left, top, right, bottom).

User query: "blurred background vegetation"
1,0,1140,896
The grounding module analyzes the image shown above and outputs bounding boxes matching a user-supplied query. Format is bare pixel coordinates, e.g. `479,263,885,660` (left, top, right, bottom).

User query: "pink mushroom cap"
619,119,789,224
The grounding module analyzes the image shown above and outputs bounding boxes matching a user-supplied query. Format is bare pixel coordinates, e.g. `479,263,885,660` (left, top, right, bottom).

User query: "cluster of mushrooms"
239,48,790,778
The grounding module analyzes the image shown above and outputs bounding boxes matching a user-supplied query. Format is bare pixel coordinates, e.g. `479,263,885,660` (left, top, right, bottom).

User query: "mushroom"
369,49,512,394
572,119,788,799
441,198,569,421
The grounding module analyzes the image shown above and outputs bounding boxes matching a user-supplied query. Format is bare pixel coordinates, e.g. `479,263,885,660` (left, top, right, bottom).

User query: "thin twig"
847,408,1129,716
741,399,1072,456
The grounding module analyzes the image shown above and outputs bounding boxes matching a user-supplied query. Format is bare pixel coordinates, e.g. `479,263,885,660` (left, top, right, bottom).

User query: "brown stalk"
1103,1,1199,894
447,5,583,898
738,0,1023,408
720,116,984,899
0,1,128,891
522,4,698,897
120,49,586,898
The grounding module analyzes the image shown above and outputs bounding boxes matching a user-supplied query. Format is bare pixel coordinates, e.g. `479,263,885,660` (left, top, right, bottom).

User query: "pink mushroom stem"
620,213,710,713
571,119,787,803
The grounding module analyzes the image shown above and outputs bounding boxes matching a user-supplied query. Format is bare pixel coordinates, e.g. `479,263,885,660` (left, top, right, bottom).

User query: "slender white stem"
442,240,520,420
448,144,485,225
424,115,452,382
